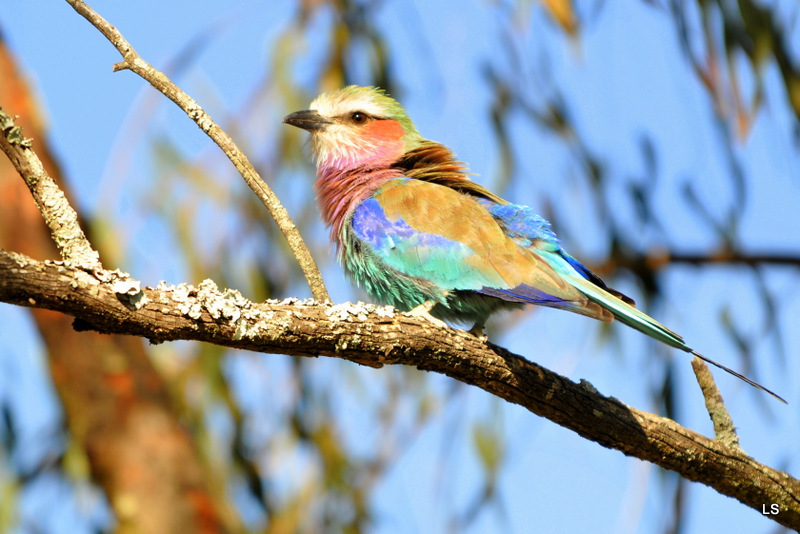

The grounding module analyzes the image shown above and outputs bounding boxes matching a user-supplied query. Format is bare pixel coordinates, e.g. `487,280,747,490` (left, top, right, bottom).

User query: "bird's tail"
567,274,786,404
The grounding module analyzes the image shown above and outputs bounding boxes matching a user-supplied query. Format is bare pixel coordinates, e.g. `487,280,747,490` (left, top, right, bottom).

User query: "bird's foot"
405,301,448,329
467,322,488,342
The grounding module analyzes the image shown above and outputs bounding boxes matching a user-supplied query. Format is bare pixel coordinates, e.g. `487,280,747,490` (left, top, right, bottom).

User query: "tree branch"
1,249,798,530
0,108,102,270
8,4,792,529
691,357,740,449
64,0,330,303
0,37,236,532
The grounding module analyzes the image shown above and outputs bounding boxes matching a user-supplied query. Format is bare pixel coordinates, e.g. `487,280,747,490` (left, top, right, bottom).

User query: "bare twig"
0,249,798,530
64,0,330,302
691,357,741,450
0,108,102,270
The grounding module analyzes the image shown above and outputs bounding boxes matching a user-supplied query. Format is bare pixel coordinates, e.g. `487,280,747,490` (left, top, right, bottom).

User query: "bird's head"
283,86,423,172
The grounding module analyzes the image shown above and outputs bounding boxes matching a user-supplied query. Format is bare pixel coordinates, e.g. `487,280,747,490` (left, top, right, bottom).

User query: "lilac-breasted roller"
284,85,784,403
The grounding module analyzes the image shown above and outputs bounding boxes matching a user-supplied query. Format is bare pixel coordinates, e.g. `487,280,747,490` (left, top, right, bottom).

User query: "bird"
283,85,785,403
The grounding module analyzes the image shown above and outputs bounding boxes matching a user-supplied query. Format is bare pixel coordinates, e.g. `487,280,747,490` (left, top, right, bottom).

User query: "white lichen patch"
156,278,285,339
111,278,141,296
142,278,336,342
170,283,203,319
265,297,318,308
234,307,283,341
92,267,132,284
375,305,395,318
8,251,32,269
195,279,249,322
180,300,203,320
153,281,176,304
325,301,395,322
325,302,363,322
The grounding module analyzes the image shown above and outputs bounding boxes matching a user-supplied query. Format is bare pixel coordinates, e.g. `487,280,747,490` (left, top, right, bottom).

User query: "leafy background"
1,1,799,532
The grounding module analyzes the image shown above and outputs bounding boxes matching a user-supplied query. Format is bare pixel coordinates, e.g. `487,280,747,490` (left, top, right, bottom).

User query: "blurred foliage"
1,0,799,533
669,0,800,138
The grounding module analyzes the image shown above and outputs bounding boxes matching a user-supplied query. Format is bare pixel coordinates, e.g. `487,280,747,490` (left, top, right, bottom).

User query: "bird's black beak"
283,109,333,132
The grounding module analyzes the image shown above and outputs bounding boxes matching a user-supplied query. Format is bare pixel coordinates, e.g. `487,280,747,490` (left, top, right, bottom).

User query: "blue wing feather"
346,179,623,322
480,199,633,304
350,196,499,291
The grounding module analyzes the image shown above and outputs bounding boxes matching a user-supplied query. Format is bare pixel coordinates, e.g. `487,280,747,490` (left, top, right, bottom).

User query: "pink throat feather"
314,164,400,244
313,119,408,242
314,137,502,245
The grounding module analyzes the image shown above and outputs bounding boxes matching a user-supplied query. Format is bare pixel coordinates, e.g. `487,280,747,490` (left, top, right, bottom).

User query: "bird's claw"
467,322,488,342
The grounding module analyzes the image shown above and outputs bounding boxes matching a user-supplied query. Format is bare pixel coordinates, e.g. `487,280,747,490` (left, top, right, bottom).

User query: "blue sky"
1,1,799,533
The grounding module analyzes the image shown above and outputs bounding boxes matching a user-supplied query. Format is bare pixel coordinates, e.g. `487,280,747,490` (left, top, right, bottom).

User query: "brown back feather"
394,142,636,308
395,142,506,204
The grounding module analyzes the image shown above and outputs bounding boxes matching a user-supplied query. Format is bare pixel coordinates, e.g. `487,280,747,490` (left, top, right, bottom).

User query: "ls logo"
762,504,780,515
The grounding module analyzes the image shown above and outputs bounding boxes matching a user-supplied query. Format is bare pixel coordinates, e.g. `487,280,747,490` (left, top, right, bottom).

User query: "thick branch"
1,249,798,530
0,108,101,270
64,0,329,302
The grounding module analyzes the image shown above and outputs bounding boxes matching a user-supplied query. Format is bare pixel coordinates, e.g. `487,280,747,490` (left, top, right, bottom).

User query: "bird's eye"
351,112,366,124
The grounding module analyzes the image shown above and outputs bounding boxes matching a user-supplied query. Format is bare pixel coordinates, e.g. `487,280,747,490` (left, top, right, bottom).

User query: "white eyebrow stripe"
310,92,387,119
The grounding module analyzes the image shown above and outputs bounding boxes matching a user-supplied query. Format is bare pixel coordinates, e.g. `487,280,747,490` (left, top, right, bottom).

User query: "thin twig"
691,357,741,450
0,107,102,270
64,0,330,302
